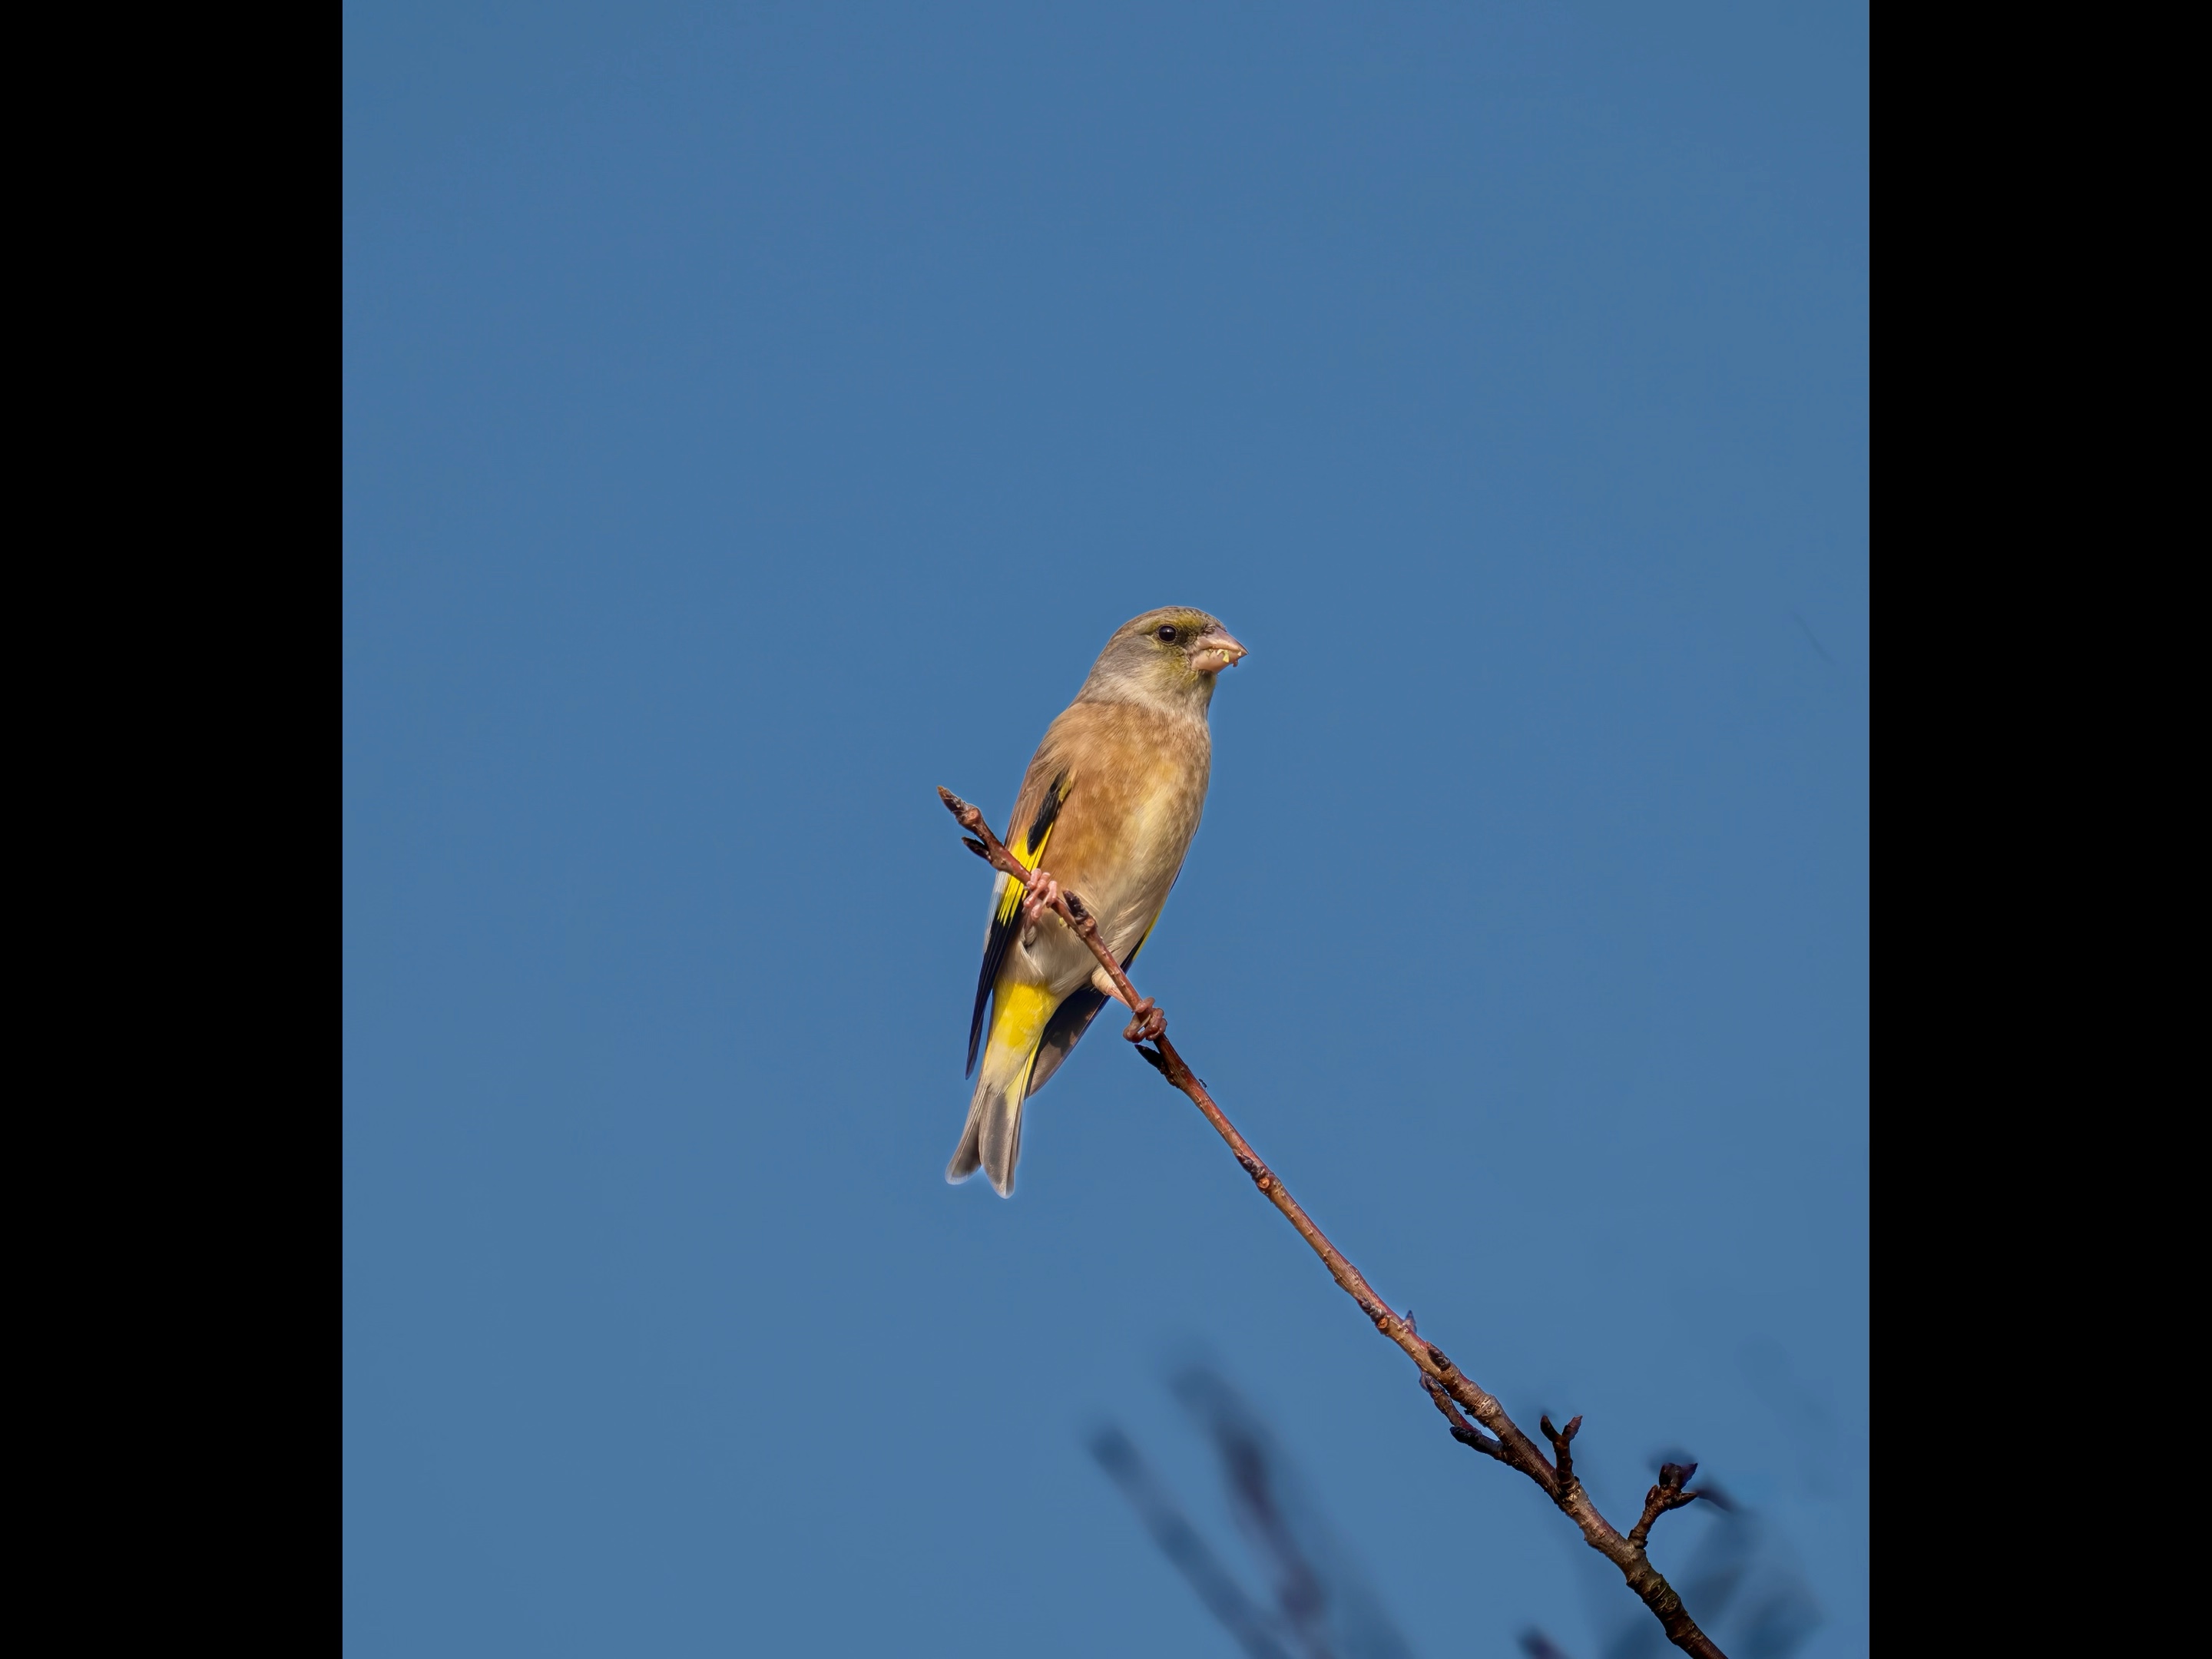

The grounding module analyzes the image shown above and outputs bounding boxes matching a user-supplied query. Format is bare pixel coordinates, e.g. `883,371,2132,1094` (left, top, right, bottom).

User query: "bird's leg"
1091,965,1166,1041
1018,869,1062,928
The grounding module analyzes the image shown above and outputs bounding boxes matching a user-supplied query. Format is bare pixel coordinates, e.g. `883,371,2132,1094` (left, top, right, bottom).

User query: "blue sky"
343,5,1868,1654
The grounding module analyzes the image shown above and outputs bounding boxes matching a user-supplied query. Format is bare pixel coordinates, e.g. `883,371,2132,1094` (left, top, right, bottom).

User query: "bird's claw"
1121,998,1165,1043
1019,871,1061,926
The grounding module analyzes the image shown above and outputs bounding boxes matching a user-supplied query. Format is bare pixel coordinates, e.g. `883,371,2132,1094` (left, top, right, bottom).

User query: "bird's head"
1078,607,1247,713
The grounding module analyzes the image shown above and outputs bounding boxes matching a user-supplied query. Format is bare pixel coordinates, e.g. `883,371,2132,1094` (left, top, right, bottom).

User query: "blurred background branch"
1090,1426,1299,1659
1095,1366,1821,1659
1091,1365,1414,1659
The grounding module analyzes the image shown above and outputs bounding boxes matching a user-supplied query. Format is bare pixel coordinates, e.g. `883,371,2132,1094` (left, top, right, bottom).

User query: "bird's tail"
947,981,1055,1196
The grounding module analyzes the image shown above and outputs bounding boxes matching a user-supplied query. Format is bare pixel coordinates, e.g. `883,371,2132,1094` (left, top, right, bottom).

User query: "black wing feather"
966,904,1021,1076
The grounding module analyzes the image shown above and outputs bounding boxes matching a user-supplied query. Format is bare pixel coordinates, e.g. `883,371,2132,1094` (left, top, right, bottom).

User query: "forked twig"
939,787,1722,1658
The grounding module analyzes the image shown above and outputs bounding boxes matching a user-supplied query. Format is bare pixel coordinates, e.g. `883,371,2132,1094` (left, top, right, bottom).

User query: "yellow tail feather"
947,980,1056,1195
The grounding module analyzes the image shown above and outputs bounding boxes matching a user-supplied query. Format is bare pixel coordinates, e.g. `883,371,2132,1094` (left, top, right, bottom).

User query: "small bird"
949,607,1247,1195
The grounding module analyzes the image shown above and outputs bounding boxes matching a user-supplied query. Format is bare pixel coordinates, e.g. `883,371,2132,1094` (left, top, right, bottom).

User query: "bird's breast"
1055,731,1209,955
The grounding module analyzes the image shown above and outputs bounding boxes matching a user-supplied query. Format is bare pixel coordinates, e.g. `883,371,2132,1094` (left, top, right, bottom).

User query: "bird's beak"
1191,628,1247,674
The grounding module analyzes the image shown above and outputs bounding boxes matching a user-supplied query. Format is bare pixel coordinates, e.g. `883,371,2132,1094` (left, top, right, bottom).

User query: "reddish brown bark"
939,787,1724,1659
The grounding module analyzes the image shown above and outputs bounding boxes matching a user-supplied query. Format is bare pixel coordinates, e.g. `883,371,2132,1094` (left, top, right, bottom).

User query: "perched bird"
949,607,1247,1195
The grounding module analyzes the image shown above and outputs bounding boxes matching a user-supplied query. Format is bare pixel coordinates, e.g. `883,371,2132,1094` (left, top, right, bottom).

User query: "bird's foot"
1018,870,1062,927
1121,998,1165,1043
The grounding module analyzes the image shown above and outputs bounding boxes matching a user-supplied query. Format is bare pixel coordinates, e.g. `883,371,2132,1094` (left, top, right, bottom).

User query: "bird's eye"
1157,624,1177,641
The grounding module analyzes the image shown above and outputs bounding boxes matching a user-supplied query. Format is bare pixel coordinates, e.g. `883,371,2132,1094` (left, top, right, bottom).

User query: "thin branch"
939,789,1725,1659
1088,1426,1299,1659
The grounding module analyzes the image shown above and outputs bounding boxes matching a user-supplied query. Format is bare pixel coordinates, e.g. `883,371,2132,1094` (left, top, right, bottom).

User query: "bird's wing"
966,757,1075,1075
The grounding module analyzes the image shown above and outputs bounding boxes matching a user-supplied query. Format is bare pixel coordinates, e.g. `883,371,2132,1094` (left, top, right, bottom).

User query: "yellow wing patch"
992,768,1074,924
994,820,1058,927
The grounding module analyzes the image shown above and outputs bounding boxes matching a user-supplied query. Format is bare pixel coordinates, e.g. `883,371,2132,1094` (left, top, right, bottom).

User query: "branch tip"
1539,1413,1584,1484
1628,1461,1706,1548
